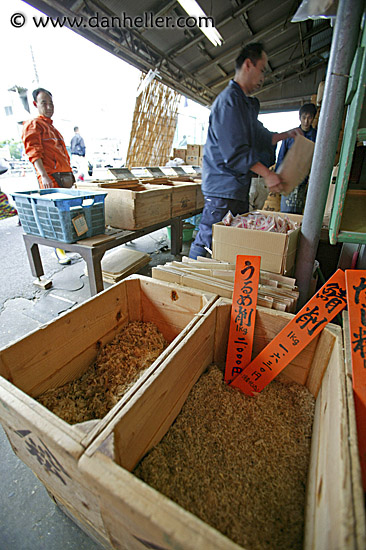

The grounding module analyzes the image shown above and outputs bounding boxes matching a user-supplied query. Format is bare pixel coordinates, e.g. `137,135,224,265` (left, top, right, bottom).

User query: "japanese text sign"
225,256,261,383
230,269,347,396
345,270,366,490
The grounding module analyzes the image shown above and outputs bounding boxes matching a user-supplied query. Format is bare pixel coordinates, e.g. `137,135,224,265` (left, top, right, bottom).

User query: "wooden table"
23,208,202,295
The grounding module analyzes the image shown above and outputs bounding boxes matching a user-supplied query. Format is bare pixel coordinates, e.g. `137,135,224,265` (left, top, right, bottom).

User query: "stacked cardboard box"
186,144,204,165
173,148,187,162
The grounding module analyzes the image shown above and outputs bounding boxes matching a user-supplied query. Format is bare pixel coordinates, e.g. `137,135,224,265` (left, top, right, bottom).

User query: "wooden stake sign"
225,256,261,383
345,270,366,490
230,269,347,396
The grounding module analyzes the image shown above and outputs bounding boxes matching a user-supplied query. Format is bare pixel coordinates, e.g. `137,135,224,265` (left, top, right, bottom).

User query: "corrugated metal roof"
24,0,333,111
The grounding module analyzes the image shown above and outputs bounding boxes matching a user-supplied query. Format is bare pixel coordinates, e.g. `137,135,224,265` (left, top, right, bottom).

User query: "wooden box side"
0,282,130,397
130,276,212,343
79,451,242,550
0,377,109,535
104,188,137,229
170,183,197,217
134,188,172,227
342,313,366,549
304,325,360,550
112,305,218,471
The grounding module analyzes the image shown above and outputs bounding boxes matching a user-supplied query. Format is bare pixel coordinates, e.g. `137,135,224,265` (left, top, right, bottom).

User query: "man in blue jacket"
277,103,317,214
70,126,87,179
189,42,301,259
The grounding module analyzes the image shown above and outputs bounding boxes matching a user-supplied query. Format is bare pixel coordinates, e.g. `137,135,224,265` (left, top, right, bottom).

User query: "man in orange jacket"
22,88,74,264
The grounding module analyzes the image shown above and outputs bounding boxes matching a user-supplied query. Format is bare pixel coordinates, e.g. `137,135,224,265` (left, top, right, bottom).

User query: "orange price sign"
230,268,347,396
225,256,261,383
345,270,366,490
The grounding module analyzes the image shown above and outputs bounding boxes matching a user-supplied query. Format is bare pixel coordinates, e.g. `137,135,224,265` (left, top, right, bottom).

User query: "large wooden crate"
103,182,172,229
144,180,197,217
78,181,172,230
0,276,216,545
77,298,365,550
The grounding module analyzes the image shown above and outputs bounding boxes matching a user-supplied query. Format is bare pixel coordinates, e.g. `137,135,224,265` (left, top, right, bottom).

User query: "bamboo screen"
126,75,181,168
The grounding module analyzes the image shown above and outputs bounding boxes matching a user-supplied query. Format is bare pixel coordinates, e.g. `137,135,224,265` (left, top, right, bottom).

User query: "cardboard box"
187,144,200,157
0,276,216,547
186,155,199,164
173,148,187,161
212,211,303,275
77,298,365,550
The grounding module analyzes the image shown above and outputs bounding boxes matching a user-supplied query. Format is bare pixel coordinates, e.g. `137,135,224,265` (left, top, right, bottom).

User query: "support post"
294,0,365,308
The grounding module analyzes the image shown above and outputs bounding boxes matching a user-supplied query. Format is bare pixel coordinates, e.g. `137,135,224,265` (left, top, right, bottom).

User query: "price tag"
225,256,260,383
230,269,347,396
345,270,366,490
72,214,88,236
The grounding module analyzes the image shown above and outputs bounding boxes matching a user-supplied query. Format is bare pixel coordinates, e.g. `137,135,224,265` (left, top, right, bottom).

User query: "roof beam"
208,43,330,89
191,20,330,76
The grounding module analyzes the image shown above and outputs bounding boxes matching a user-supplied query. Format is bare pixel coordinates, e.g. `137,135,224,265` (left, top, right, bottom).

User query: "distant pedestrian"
70,126,87,179
22,88,74,264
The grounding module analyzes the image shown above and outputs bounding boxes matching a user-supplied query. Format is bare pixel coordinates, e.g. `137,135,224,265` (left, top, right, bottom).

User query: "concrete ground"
0,211,193,550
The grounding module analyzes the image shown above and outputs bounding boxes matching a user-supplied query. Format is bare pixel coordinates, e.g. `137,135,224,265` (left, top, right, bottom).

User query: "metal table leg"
24,237,44,278
79,249,106,295
170,219,183,256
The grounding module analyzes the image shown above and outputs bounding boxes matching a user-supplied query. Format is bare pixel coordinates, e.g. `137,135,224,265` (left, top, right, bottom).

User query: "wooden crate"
196,182,204,209
77,298,365,550
80,181,172,230
145,180,197,217
104,182,172,229
342,311,366,548
0,276,216,546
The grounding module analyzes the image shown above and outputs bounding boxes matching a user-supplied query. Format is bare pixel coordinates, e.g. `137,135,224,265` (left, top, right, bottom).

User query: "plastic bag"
291,0,338,22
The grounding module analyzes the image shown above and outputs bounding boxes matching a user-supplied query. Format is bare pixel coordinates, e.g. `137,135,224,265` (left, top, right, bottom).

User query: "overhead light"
176,0,224,47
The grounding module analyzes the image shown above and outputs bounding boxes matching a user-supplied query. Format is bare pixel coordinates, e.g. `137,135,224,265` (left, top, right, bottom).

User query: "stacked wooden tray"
152,256,300,312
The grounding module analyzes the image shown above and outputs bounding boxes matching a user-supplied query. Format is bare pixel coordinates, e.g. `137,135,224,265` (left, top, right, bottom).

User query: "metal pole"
294,0,365,308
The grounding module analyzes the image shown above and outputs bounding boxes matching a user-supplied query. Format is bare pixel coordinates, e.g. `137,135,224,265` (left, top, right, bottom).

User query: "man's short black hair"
235,43,265,71
74,126,79,132
299,103,317,118
32,88,52,102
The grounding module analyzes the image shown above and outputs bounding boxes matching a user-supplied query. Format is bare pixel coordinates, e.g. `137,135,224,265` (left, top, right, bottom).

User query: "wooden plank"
112,306,218,471
343,312,366,549
305,326,337,397
304,329,358,550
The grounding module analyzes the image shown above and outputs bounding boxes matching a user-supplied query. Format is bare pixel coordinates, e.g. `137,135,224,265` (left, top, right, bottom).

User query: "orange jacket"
22,115,72,188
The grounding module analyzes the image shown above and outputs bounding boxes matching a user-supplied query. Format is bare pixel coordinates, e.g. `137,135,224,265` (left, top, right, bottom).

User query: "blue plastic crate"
11,189,107,243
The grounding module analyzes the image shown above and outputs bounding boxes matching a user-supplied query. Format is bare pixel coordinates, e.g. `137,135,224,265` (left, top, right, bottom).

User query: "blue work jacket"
202,80,274,201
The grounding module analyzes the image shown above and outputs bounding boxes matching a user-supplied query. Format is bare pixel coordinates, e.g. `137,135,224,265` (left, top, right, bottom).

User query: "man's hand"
263,172,284,193
287,127,303,139
272,127,303,145
41,174,54,189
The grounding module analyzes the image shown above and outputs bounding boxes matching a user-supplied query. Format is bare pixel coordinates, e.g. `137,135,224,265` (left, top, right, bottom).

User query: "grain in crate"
135,364,315,550
37,321,167,423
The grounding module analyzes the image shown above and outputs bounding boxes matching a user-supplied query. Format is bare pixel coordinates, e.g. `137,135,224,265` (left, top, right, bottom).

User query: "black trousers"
189,196,249,259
